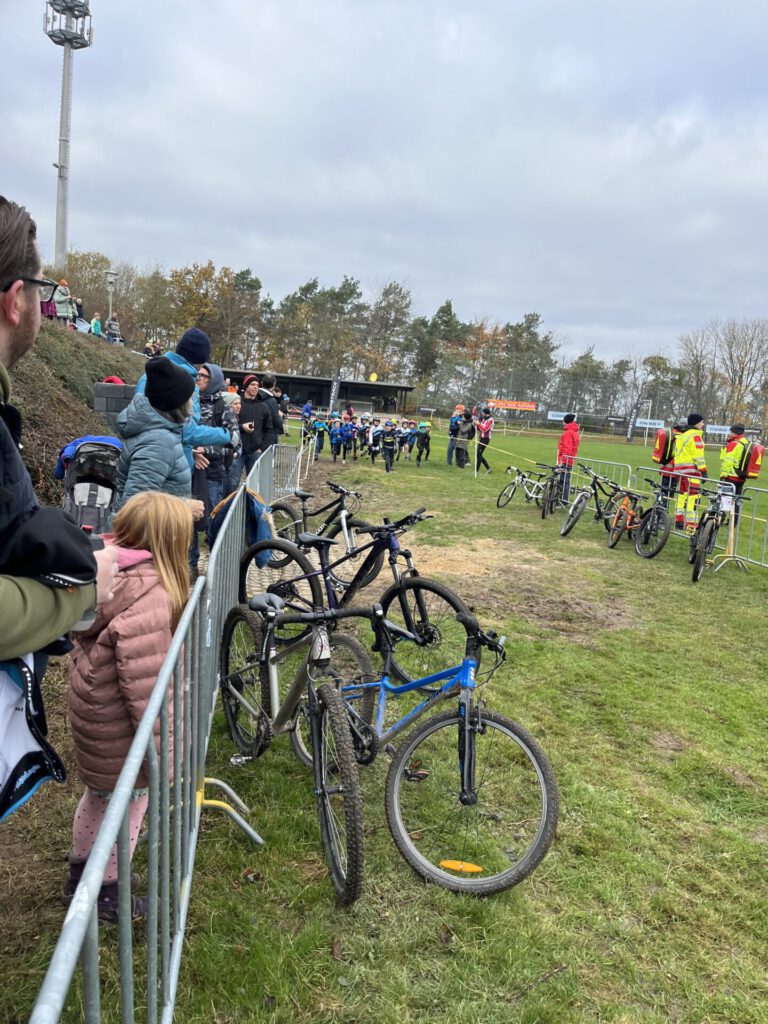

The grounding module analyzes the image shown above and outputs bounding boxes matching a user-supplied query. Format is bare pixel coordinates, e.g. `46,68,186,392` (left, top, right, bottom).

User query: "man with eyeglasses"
0,196,119,819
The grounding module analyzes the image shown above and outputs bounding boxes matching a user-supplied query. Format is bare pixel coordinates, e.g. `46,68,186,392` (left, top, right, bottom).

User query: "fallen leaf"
331,936,343,961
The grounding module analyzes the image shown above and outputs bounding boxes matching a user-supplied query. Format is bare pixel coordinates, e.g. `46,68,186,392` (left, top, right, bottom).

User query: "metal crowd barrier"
630,466,768,569
565,458,634,506
272,439,314,495
29,448,283,1024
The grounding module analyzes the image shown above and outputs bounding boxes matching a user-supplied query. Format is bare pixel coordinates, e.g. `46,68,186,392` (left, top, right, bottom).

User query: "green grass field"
5,432,767,1024
177,439,767,1024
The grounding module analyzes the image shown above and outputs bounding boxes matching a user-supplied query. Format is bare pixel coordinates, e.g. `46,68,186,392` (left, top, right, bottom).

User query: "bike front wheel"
560,491,589,537
692,519,714,582
292,633,377,769
607,508,628,548
496,481,517,508
314,683,365,905
239,538,324,643
378,576,476,684
385,707,559,896
635,506,671,558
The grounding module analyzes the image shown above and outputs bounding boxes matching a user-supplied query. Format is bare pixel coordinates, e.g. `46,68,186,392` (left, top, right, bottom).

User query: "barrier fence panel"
739,484,768,568
566,458,634,510
271,441,308,497
30,448,277,1023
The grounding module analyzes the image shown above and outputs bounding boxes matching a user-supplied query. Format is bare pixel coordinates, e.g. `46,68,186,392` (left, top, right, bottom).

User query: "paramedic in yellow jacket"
673,413,707,529
719,424,750,497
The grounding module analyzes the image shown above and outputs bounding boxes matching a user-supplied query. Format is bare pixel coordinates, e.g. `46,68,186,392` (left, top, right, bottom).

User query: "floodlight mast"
44,1,93,272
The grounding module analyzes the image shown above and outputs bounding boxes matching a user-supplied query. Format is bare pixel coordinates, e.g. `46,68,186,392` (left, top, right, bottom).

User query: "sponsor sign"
547,410,568,421
635,418,665,429
625,401,640,442
706,424,730,435
328,378,341,412
486,399,538,411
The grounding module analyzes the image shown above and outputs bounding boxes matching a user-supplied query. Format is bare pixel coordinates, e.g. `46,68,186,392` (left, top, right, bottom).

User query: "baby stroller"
56,435,123,534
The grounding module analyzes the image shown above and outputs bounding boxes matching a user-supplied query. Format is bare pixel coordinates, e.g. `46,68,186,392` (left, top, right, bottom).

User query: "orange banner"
486,399,537,411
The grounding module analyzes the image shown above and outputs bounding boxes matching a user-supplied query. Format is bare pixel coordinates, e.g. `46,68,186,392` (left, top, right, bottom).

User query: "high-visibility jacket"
673,428,707,476
719,434,749,481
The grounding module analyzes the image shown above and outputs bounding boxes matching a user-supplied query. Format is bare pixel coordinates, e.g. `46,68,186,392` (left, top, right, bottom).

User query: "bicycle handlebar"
357,507,431,536
326,481,363,499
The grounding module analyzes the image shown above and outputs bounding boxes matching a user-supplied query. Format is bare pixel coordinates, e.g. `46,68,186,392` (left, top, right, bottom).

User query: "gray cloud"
4,1,767,359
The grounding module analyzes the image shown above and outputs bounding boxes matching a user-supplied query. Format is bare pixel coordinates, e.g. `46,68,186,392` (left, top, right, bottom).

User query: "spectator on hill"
133,328,231,473
0,195,117,821
105,312,120,345
75,296,84,320
90,312,102,337
143,340,154,357
54,279,75,323
66,491,193,922
556,413,580,501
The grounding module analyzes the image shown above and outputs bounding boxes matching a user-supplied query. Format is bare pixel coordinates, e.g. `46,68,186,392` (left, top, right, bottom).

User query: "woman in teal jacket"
114,359,194,511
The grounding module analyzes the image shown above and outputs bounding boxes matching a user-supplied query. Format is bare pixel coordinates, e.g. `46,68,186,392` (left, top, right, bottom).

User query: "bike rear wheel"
239,538,323,642
540,480,553,519
560,491,589,537
315,683,364,905
267,501,301,567
378,576,476,684
496,481,517,508
692,519,714,582
635,506,671,558
385,707,559,896
220,606,269,757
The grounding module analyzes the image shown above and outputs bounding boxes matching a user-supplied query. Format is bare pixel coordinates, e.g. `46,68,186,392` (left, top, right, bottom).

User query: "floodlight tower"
44,1,93,272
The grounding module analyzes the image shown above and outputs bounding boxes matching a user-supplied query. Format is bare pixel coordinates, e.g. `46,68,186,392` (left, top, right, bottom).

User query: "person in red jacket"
556,413,580,502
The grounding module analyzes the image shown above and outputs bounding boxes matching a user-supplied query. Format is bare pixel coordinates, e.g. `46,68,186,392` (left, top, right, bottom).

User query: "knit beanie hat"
176,328,211,365
563,413,576,424
730,423,745,434
242,374,259,390
687,412,704,427
145,357,194,412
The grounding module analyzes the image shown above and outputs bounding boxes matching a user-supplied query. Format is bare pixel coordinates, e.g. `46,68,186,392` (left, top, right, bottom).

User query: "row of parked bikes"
218,482,559,905
497,462,737,583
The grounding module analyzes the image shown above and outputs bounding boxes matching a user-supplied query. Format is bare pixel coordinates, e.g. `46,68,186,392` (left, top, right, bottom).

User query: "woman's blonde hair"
111,492,193,629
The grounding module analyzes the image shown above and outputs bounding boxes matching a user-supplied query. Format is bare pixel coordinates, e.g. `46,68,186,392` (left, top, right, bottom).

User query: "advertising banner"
635,418,665,429
328,378,341,412
486,399,538,411
547,410,568,421
705,424,730,435
625,402,640,442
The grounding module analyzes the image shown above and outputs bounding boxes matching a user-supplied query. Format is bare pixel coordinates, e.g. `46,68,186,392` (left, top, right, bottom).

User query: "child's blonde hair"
111,492,193,629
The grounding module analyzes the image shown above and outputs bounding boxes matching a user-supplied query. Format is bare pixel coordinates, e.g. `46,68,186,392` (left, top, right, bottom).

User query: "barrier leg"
198,777,265,845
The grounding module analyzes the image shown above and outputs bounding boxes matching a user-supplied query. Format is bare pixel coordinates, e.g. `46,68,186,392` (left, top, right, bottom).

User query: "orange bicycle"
607,487,646,549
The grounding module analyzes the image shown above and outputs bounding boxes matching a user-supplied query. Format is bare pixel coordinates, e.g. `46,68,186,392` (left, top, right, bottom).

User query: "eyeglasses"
0,277,59,303
196,372,210,380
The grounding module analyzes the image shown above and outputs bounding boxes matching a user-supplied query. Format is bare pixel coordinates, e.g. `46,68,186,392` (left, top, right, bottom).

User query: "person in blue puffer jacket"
114,359,198,515
133,328,230,469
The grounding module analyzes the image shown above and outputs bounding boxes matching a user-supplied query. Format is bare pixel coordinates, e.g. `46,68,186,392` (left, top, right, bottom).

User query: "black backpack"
62,441,122,533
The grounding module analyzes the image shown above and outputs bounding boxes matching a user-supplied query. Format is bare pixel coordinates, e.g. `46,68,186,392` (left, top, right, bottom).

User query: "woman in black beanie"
113,359,203,520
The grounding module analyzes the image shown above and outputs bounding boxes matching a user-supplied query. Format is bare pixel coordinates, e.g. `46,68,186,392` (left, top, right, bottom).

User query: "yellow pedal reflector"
439,859,484,874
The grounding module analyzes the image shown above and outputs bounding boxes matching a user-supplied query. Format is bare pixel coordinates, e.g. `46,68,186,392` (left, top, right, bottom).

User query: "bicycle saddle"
249,592,286,613
293,488,312,500
297,532,338,548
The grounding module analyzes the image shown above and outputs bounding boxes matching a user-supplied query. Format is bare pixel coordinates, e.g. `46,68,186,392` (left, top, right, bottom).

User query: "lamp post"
104,268,117,320
44,2,93,273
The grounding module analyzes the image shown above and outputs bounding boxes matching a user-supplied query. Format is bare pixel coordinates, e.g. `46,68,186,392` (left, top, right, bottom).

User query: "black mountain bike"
689,487,728,582
267,482,382,586
560,465,622,537
239,509,475,683
540,464,568,519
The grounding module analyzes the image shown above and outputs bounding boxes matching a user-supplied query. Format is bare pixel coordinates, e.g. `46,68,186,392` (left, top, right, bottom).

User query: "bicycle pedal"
229,754,254,767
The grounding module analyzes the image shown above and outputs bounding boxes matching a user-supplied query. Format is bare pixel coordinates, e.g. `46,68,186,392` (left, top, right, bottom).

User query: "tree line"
55,251,768,430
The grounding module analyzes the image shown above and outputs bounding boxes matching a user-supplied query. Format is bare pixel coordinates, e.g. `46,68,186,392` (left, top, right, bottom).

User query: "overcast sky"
4,1,767,360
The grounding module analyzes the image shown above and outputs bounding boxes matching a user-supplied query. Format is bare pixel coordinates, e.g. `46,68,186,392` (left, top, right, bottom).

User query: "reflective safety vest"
673,428,706,475
719,435,749,481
